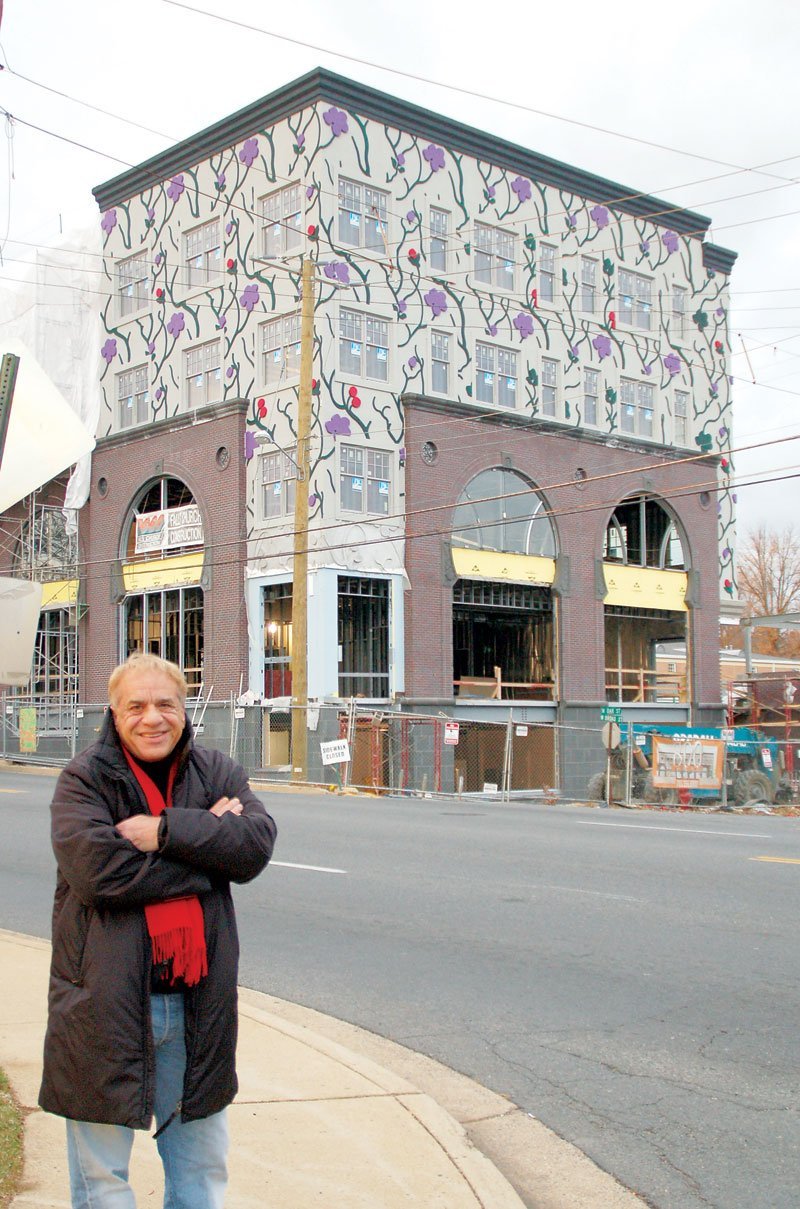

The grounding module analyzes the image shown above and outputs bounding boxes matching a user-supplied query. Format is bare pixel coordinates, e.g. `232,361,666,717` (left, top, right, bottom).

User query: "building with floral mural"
77,67,738,791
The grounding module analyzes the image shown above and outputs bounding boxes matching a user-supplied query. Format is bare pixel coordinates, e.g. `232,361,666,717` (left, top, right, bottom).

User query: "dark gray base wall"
558,703,610,800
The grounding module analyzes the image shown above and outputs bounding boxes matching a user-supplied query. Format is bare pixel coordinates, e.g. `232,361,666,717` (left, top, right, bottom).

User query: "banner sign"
135,504,203,554
651,736,725,790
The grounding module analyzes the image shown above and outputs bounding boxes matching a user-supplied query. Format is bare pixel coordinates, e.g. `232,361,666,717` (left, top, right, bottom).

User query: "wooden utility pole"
290,258,315,782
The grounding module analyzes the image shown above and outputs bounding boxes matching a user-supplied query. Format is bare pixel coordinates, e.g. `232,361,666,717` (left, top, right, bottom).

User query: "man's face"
111,670,186,762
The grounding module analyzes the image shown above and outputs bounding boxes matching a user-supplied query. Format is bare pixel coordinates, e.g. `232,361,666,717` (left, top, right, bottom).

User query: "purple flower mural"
100,210,117,235
244,430,257,462
217,316,227,330
664,352,682,377
406,209,418,224
486,185,496,200
324,261,350,284
296,132,306,148
488,324,498,337
325,414,352,437
513,312,534,340
640,240,650,254
407,356,419,370
592,334,612,360
226,366,235,380
239,138,259,167
423,143,445,172
146,207,155,222
323,107,349,137
396,151,406,166
166,175,185,202
166,312,185,338
590,205,610,230
663,230,679,254
101,338,117,364
240,283,260,313
511,176,532,203
423,288,448,317
569,345,580,360
225,220,234,235
155,387,164,402
215,173,226,190
146,340,156,355
567,213,577,228
306,184,315,199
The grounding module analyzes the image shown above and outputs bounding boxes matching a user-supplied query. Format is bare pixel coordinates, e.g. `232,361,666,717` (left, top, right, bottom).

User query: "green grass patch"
0,1068,23,1209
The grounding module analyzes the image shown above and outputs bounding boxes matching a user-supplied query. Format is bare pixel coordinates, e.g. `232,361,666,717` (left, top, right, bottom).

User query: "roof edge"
94,68,712,239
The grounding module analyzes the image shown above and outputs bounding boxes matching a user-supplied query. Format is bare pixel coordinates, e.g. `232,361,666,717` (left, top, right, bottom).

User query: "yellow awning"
603,564,687,612
40,579,79,609
122,552,204,591
452,547,556,585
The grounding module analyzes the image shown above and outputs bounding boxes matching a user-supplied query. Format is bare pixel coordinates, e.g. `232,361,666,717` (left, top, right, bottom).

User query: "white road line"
579,821,772,839
271,861,347,874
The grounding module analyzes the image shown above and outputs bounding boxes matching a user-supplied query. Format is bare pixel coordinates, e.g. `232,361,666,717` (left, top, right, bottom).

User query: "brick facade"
79,401,248,701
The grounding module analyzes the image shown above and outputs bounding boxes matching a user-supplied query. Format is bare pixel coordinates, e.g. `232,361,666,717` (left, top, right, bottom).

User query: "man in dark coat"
39,653,277,1209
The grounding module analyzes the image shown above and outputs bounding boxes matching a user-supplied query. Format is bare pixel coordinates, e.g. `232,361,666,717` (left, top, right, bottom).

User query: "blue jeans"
66,993,229,1209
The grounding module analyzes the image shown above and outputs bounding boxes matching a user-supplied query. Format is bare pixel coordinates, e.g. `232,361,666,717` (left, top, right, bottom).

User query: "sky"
1,0,799,540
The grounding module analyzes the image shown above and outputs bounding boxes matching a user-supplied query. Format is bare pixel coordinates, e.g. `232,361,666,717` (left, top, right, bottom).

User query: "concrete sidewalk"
0,930,646,1208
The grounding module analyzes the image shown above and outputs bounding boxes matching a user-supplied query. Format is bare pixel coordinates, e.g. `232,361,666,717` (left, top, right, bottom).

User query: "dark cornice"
95,399,247,454
702,243,738,275
94,68,712,241
401,393,720,464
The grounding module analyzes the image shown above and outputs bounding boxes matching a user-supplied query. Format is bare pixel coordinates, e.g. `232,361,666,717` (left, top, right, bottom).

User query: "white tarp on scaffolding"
0,577,44,687
0,338,96,512
0,228,102,515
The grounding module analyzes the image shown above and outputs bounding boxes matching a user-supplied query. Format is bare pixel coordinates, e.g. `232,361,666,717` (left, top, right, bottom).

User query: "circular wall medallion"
699,491,711,509
574,467,588,489
421,441,439,466
97,476,108,497
216,446,230,470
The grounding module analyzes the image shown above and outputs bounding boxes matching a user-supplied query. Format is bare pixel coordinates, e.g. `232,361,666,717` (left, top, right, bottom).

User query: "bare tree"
737,526,800,656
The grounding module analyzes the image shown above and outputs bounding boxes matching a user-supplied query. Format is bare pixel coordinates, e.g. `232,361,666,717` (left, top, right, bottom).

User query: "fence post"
502,715,513,802
625,721,633,807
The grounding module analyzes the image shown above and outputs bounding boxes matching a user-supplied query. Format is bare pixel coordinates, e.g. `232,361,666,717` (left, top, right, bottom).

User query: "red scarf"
122,749,208,987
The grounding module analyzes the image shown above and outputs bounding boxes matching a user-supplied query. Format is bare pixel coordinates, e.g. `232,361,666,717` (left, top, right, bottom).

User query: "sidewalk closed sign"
651,736,724,790
444,721,460,746
320,739,351,766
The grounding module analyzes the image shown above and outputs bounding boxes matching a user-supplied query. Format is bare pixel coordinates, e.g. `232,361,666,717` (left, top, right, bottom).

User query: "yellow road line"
750,856,800,865
0,788,23,794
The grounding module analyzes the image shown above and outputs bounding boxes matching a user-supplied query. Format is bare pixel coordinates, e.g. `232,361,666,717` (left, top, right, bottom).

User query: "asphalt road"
2,766,799,1209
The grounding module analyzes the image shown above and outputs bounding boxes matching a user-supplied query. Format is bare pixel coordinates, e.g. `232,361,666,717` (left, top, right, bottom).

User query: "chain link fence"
586,723,800,810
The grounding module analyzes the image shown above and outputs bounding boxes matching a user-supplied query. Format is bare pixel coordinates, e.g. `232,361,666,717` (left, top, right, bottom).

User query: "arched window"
452,468,556,557
121,477,205,693
603,496,685,570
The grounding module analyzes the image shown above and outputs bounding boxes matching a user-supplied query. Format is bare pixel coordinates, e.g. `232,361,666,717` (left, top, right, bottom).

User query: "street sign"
600,706,623,722
320,738,351,766
444,721,460,746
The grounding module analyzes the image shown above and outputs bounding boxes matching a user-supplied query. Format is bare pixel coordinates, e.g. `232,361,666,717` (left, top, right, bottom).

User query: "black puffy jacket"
38,711,276,1128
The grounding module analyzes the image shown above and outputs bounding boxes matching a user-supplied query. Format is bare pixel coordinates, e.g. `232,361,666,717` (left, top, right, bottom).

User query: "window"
603,496,685,569
539,243,556,303
620,378,655,438
261,314,301,385
263,583,293,698
260,184,302,259
475,223,515,290
618,269,652,329
117,253,148,317
580,256,597,313
338,576,389,698
261,449,296,519
452,467,556,557
124,587,204,695
674,390,689,446
340,445,391,514
541,358,558,416
184,220,221,289
672,286,686,340
338,178,388,251
431,330,450,394
339,309,389,381
430,208,449,271
118,365,150,429
584,367,600,426
476,342,517,407
185,341,221,408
